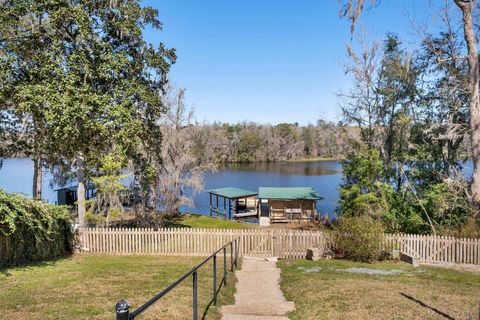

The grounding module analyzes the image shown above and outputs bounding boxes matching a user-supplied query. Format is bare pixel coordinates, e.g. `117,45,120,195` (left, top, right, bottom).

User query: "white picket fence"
78,228,329,259
77,227,480,265
395,233,480,265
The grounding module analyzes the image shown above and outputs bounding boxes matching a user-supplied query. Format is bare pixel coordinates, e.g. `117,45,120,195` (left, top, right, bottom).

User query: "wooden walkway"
221,256,295,319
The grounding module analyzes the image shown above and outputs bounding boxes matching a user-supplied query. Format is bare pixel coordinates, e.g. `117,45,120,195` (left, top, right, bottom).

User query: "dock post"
209,193,212,216
223,197,226,219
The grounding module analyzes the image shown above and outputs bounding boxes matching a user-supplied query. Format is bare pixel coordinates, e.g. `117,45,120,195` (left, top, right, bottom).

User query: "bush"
333,215,386,262
0,189,73,267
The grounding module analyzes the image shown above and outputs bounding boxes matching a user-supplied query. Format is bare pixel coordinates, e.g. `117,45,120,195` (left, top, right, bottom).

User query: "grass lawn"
0,254,238,319
178,214,258,229
279,259,480,320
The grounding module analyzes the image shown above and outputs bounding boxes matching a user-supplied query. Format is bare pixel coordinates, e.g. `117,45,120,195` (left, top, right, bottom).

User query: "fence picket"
76,228,480,265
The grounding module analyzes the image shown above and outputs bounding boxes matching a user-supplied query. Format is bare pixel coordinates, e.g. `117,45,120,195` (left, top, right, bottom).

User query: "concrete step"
221,302,295,316
242,255,277,261
234,277,288,304
221,257,295,320
232,295,289,307
235,270,281,281
240,260,277,271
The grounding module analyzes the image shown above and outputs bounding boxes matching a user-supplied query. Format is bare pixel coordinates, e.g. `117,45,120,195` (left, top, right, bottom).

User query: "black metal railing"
115,238,240,320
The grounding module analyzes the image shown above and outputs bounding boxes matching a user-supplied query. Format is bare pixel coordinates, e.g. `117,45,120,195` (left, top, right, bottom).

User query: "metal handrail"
115,238,240,320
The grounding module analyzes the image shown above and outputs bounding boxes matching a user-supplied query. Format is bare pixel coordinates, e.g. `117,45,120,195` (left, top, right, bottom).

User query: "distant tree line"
189,120,356,163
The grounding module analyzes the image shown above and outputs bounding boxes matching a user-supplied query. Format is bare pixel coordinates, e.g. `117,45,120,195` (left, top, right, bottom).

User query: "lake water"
0,158,343,217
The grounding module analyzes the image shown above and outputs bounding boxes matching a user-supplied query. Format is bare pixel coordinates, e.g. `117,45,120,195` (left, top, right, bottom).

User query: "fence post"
223,247,227,287
193,271,198,320
115,299,130,320
234,239,238,268
213,255,217,305
230,241,233,271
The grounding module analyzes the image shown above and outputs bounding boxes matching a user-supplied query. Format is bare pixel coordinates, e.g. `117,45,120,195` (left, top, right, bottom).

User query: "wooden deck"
268,200,317,222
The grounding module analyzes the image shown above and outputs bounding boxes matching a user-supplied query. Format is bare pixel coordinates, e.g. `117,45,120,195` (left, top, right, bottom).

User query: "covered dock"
55,184,96,206
258,187,322,223
208,187,258,219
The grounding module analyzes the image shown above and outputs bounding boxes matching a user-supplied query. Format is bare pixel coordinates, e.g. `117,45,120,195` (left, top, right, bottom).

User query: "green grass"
0,254,239,320
178,214,257,229
279,259,480,320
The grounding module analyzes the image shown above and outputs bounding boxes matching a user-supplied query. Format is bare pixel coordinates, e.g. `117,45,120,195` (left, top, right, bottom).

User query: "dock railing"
115,238,240,320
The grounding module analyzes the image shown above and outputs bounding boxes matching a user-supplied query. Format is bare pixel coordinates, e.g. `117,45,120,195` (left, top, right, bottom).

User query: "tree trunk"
455,0,480,202
77,153,86,226
32,157,42,200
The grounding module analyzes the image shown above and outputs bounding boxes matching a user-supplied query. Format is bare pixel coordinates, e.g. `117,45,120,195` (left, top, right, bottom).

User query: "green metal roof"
208,187,258,199
258,187,322,200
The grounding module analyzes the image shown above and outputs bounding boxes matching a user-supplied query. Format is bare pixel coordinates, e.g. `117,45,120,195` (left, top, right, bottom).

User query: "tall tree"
1,1,175,225
338,37,381,149
453,0,480,201
0,2,64,199
155,87,214,216
417,17,469,178
339,34,430,233
340,0,480,203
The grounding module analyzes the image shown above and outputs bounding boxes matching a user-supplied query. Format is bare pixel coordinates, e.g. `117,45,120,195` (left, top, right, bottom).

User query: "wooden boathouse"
207,187,258,219
258,187,322,224
208,186,322,225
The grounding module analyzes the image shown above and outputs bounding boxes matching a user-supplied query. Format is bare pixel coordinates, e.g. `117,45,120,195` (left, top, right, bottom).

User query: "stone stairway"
221,256,295,320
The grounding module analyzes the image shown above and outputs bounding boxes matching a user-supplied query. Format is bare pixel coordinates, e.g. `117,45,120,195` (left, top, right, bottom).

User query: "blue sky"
142,0,438,125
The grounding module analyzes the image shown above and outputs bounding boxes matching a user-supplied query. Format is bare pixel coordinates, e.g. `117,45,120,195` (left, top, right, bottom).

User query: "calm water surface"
0,158,342,217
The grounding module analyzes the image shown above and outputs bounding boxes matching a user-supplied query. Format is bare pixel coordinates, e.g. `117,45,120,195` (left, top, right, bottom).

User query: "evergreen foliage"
339,33,479,236
0,0,176,223
0,190,73,267
85,152,129,226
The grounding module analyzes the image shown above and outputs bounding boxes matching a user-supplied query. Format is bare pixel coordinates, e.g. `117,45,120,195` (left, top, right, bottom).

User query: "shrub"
333,215,386,262
0,189,73,267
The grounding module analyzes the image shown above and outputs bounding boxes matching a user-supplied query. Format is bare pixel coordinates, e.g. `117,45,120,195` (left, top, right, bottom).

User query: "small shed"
207,187,258,219
258,187,322,223
55,184,96,206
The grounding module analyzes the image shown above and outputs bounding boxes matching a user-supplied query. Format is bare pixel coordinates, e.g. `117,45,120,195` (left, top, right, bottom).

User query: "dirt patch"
297,266,323,273
340,267,406,275
297,266,410,275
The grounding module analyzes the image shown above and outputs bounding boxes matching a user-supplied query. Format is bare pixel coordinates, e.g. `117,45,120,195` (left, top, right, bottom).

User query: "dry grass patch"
279,259,480,320
0,254,238,319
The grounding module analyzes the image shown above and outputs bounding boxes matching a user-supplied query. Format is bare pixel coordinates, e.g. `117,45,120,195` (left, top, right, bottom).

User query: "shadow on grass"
0,269,12,276
0,254,73,276
120,213,193,229
162,215,190,228
400,292,455,320
201,276,227,320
